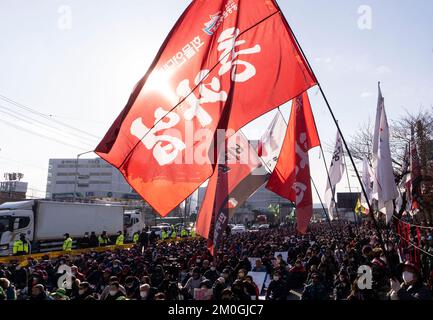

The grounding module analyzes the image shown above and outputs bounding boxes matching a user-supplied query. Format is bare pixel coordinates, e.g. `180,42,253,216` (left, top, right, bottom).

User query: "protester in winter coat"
213,277,226,301
389,262,432,300
184,268,205,297
0,278,17,300
203,263,219,285
301,273,329,300
105,282,126,301
266,271,287,301
333,270,351,300
30,284,52,301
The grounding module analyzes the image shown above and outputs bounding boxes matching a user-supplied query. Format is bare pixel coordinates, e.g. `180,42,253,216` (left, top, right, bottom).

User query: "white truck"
0,200,145,256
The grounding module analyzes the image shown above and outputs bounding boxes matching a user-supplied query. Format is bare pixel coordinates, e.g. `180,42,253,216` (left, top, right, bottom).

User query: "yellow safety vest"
98,236,108,246
181,229,188,237
161,231,168,240
171,231,177,239
13,240,29,255
63,238,73,251
133,233,139,243
116,234,124,245
190,230,196,238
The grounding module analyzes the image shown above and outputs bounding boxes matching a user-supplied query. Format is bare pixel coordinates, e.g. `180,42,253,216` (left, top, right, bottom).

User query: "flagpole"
276,108,340,224
343,149,360,233
310,176,335,233
282,21,388,256
318,144,343,222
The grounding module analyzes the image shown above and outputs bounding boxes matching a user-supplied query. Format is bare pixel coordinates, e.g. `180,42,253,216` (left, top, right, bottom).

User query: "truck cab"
123,210,146,241
0,201,35,256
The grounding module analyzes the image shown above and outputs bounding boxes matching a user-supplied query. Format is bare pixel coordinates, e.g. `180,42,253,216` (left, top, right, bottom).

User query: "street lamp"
73,150,95,202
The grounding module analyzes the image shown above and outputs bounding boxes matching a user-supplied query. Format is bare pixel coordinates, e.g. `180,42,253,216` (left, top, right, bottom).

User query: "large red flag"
95,0,317,217
266,92,320,234
196,132,261,239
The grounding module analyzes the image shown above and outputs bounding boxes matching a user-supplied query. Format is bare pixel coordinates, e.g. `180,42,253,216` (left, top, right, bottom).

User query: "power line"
0,118,89,151
0,104,97,149
0,156,47,172
0,94,101,140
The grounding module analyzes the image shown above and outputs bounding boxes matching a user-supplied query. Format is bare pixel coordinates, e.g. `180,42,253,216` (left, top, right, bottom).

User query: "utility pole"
73,151,94,202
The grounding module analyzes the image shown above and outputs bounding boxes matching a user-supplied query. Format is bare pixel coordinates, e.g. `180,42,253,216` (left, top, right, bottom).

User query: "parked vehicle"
0,200,145,256
231,224,246,234
148,225,171,239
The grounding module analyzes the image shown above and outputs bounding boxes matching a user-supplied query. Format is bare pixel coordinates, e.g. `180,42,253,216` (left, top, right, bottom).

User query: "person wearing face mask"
139,284,152,300
184,267,205,297
288,260,307,290
105,281,126,301
203,263,219,284
237,269,247,281
301,272,329,300
266,271,287,301
62,233,73,252
212,277,226,300
100,276,126,300
333,270,351,300
389,262,432,300
111,260,123,275
124,276,140,300
74,282,93,300
70,266,84,282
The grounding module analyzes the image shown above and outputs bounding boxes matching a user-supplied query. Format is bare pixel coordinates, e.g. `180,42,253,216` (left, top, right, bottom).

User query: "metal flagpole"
343,149,360,233
275,108,336,233
311,176,335,232
276,108,340,225
281,18,389,256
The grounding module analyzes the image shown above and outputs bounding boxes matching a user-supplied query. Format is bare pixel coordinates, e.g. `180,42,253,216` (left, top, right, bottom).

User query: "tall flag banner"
196,131,261,243
396,143,411,214
324,131,344,220
409,127,422,211
197,111,287,254
95,0,318,217
266,92,320,234
360,157,372,213
258,112,287,172
372,84,399,224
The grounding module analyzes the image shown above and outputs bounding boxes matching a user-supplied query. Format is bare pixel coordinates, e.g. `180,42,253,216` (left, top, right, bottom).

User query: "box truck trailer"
0,200,145,256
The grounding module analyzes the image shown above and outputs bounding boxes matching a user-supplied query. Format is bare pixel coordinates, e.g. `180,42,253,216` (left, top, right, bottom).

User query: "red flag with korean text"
266,92,320,234
95,0,317,217
198,132,264,255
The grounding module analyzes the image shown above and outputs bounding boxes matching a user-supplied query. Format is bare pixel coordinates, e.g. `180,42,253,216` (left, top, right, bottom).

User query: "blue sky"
0,0,432,201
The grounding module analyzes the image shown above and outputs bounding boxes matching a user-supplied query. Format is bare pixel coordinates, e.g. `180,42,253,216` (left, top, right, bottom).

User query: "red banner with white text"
95,0,317,216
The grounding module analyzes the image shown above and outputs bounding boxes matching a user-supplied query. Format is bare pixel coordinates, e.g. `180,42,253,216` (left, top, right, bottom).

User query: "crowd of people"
1,221,433,301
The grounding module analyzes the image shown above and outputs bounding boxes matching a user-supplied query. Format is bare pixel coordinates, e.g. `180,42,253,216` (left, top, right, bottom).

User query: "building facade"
0,180,28,204
46,158,138,200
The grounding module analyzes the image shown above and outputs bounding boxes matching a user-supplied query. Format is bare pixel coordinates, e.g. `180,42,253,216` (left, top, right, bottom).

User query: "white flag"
324,132,345,220
360,157,372,211
258,112,287,172
372,84,398,223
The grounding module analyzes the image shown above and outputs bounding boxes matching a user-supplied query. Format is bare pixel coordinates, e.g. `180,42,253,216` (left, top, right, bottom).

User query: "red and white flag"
95,0,317,217
266,92,320,234
258,112,287,172
196,131,261,241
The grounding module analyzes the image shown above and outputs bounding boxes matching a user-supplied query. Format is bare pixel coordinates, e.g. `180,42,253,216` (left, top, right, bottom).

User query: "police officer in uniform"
13,233,29,256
